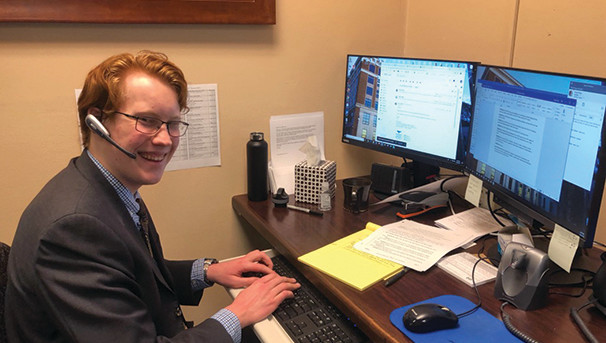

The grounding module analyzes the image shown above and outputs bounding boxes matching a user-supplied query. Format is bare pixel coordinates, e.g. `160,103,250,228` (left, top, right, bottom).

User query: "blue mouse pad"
390,295,521,342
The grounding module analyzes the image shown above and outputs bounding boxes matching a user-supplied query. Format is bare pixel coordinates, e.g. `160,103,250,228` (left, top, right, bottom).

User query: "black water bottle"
247,132,268,201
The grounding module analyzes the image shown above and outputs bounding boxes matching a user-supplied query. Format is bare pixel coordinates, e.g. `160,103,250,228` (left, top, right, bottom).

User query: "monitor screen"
466,65,606,247
341,55,477,172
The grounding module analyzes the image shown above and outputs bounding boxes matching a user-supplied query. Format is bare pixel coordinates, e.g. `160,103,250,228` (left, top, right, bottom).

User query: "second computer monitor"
466,65,606,248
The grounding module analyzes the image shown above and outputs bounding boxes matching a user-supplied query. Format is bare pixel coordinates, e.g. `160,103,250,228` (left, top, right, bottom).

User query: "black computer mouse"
402,303,459,333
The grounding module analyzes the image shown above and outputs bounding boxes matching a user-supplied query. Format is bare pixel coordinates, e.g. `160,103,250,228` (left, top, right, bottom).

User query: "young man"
6,51,300,342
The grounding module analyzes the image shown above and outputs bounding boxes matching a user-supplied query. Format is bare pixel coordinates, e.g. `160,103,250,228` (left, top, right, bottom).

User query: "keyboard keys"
271,256,368,343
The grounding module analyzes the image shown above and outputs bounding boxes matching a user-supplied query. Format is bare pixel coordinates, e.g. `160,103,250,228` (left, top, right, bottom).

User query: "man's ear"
88,107,102,120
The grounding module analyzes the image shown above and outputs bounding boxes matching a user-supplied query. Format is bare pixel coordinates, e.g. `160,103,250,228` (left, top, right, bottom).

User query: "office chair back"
0,242,10,343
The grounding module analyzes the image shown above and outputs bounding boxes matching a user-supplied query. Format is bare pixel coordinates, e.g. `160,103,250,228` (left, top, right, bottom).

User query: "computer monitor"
341,55,477,179
466,65,606,248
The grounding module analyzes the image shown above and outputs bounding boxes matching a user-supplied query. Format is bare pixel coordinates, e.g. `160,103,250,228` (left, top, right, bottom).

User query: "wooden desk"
232,183,606,343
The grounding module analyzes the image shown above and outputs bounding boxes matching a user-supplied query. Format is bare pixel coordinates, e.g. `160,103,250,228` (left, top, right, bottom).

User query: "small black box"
370,163,412,195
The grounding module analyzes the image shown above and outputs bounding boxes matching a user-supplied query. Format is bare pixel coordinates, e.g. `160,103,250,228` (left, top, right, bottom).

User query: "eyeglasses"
114,111,189,137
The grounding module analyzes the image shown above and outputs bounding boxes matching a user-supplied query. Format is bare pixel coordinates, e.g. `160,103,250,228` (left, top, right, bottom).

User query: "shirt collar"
86,149,141,224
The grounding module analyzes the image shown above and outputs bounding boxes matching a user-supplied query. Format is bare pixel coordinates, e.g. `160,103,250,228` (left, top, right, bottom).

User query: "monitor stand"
371,159,440,199
403,160,441,188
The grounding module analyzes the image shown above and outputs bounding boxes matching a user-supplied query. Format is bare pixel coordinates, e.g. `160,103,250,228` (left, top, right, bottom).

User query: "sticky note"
464,174,483,207
548,224,580,273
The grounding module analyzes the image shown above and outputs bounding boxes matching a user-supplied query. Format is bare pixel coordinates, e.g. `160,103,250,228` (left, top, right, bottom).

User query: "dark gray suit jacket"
6,152,233,342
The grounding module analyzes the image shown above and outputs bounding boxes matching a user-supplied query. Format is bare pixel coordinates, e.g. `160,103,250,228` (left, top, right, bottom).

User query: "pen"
287,204,323,216
384,267,410,287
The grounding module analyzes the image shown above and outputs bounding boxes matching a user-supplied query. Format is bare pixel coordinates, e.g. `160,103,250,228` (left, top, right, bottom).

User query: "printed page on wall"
166,84,221,171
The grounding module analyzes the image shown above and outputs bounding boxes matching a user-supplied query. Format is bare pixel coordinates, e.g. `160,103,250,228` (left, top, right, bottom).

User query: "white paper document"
167,84,221,171
434,207,512,247
269,112,325,194
438,252,498,287
354,220,475,272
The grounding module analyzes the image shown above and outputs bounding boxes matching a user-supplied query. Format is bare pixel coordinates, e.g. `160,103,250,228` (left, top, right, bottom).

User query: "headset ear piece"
85,114,109,137
84,113,136,159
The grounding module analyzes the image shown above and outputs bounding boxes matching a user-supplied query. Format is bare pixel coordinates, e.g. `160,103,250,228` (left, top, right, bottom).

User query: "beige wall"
405,0,519,65
0,0,406,322
403,0,606,246
2,0,605,324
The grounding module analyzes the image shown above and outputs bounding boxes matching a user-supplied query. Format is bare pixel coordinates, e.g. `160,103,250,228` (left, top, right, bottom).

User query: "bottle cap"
250,132,264,141
271,188,289,207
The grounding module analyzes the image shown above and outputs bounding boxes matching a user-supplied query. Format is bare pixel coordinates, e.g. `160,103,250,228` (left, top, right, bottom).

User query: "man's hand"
225,272,300,327
205,250,274,289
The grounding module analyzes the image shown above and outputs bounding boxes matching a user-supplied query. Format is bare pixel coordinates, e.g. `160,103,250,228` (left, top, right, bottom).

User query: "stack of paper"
437,252,498,287
434,207,512,242
354,220,475,272
353,208,511,273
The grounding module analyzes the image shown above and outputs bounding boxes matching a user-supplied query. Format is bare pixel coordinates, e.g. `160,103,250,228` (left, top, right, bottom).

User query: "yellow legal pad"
297,222,403,291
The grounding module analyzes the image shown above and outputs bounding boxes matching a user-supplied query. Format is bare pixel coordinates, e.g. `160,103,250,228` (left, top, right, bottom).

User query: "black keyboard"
271,255,369,343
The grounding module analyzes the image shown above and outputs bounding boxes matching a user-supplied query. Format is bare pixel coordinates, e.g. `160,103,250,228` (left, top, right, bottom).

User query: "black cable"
451,242,544,343
486,190,507,227
455,256,499,318
493,207,509,216
457,254,542,343
533,227,552,240
477,236,500,267
476,235,491,261
570,300,600,343
548,268,595,292
500,302,541,343
454,257,482,318
549,274,592,297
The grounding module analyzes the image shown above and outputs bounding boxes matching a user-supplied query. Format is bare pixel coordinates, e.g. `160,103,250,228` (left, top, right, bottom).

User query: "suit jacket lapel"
75,152,177,295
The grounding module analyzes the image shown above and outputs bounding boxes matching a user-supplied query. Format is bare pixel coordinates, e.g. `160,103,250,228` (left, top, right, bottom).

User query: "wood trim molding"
0,0,276,24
